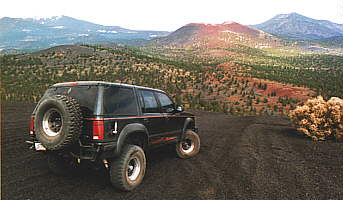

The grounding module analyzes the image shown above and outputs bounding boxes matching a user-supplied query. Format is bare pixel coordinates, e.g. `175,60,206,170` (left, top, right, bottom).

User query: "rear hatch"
34,85,100,144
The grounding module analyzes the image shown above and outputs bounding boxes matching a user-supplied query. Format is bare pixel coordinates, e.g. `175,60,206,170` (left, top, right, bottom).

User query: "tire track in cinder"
193,112,232,199
266,124,336,200
234,123,305,199
211,117,258,200
233,124,291,199
189,114,255,199
219,119,295,199
234,121,342,200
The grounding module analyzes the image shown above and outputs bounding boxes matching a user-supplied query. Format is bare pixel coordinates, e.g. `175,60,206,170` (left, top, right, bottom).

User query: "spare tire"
34,95,82,150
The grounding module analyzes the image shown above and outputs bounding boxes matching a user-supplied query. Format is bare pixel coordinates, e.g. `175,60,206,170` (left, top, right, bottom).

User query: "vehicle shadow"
67,144,178,190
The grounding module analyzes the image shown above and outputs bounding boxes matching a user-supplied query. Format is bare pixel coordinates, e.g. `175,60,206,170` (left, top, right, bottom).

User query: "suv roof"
52,81,164,93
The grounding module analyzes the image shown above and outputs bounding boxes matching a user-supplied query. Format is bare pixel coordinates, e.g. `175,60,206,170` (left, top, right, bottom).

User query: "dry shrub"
289,96,343,141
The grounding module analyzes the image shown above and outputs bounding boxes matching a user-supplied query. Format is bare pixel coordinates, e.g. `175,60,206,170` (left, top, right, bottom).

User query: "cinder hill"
153,21,279,48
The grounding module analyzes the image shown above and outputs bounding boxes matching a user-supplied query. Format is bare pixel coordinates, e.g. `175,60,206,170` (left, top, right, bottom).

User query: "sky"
0,0,341,31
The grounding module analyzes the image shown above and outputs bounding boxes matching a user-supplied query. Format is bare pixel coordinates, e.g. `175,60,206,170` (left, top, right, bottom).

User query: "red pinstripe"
84,115,193,121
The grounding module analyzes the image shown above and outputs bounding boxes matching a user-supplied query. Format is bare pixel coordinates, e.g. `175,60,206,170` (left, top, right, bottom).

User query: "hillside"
0,16,169,52
2,103,343,199
2,44,343,116
253,12,343,40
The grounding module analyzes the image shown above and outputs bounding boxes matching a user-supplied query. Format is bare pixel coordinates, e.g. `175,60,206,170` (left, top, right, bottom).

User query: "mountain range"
0,13,341,53
0,16,168,52
252,12,342,40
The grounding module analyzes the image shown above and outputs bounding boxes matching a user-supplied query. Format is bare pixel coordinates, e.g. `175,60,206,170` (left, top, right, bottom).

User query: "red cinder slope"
154,21,278,48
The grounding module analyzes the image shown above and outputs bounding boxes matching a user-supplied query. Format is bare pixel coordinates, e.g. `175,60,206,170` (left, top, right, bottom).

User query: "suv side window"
103,86,138,115
155,92,174,113
140,90,159,113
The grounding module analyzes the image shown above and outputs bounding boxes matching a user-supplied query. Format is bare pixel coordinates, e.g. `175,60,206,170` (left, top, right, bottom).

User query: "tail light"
69,82,78,86
92,120,104,140
29,116,35,135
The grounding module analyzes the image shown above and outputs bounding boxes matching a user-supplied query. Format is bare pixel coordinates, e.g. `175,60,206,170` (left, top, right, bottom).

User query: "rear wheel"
35,95,82,150
176,130,200,159
109,145,146,191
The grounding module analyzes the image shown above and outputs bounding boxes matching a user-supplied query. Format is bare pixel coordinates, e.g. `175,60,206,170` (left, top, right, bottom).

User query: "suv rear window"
44,86,98,116
103,86,138,116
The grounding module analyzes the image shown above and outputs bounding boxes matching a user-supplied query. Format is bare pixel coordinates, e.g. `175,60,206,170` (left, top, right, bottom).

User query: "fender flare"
181,117,195,140
115,123,149,156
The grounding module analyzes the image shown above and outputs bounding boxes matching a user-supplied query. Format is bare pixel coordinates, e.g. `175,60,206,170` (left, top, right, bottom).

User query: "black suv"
27,81,200,191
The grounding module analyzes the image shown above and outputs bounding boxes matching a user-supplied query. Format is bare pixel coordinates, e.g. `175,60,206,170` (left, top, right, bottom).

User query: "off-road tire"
176,130,200,159
35,95,82,150
109,145,146,191
47,152,78,175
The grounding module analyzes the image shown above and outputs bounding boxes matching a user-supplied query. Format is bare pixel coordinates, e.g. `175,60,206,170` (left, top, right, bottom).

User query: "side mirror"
176,106,184,112
166,107,175,113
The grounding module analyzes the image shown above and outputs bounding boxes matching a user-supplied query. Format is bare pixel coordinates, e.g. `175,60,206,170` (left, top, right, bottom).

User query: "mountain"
0,16,169,52
153,21,279,48
252,12,343,40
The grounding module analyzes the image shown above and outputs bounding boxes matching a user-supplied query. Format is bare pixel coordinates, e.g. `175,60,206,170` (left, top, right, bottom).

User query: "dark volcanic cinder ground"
1,103,343,200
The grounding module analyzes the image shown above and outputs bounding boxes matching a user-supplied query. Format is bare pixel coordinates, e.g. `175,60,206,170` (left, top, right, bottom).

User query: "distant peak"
186,22,213,26
223,21,236,25
186,21,240,27
274,12,304,19
26,15,65,21
51,15,64,20
289,12,302,16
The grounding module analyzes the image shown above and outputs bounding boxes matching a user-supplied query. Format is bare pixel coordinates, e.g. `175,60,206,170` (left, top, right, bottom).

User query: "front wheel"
109,145,146,191
176,130,200,159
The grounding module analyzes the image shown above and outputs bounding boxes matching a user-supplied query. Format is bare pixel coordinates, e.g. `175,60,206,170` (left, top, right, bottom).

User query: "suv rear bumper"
79,142,117,161
26,138,117,161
